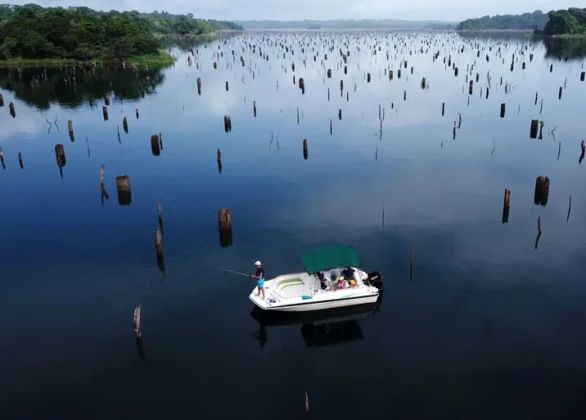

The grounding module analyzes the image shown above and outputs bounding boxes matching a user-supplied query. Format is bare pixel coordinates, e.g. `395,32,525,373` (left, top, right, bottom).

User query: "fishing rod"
222,268,251,278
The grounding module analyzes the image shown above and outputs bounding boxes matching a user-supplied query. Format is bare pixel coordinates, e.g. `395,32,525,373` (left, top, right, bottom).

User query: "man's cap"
255,261,261,266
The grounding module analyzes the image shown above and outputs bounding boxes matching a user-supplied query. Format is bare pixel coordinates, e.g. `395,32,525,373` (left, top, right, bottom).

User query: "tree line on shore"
457,8,586,37
0,4,243,61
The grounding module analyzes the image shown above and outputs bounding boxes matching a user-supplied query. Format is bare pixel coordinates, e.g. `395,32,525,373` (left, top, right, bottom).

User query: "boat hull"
250,292,379,312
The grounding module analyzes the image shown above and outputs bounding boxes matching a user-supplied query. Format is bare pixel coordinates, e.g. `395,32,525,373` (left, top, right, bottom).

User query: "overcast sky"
10,0,586,22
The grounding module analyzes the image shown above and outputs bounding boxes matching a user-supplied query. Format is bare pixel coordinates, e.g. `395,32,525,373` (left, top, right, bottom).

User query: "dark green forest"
457,10,549,30
0,4,242,61
543,8,586,36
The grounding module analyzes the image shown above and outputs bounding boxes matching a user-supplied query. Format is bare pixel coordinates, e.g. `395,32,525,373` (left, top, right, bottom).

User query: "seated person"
342,267,355,280
336,276,349,289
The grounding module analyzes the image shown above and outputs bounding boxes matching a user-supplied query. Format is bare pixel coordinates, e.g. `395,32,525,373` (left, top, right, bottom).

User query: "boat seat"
276,277,304,291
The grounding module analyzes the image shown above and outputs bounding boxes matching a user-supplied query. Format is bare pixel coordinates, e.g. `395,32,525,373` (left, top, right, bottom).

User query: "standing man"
251,261,265,300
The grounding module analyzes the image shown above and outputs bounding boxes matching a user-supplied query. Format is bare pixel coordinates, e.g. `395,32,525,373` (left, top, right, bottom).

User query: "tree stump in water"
534,176,549,206
151,135,161,156
530,120,539,139
68,120,74,142
116,175,132,206
502,189,511,224
55,144,66,168
218,209,233,248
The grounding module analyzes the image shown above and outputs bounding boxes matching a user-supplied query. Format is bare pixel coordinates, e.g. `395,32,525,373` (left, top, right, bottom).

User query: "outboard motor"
367,271,383,289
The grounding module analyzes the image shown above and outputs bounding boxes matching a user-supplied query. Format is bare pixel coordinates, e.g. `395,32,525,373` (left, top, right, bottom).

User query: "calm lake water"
1,31,586,419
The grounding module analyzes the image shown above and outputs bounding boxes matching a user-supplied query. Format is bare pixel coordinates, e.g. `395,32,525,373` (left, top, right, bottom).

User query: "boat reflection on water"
251,293,383,348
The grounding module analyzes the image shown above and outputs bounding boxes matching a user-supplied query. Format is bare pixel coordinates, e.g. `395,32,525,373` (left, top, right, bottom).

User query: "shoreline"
0,50,175,69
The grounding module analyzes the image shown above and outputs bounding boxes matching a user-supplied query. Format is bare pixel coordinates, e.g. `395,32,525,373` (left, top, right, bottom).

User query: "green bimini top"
301,246,362,274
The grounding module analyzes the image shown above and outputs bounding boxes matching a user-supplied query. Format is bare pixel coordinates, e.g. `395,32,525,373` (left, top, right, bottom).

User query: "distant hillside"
235,19,456,30
457,10,549,30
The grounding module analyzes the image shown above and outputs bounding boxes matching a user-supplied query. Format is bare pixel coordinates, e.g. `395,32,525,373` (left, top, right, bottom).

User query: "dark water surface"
1,31,586,419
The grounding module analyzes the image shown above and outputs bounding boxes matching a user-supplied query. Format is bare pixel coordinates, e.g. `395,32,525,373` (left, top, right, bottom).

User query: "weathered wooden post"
454,67,458,77
226,81,229,91
442,102,445,116
530,120,539,139
558,87,562,100
398,69,401,79
367,73,371,83
9,102,15,118
550,64,553,73
581,71,585,82
0,94,3,107
404,90,407,101
421,77,426,90
55,144,66,178
197,77,202,95
327,69,332,78
253,101,257,117
155,228,162,250
155,228,165,273
213,61,217,70
534,176,549,206
135,108,139,119
224,116,232,132
116,175,131,206
389,70,393,80
500,103,506,118
134,304,142,339
502,189,511,224
344,65,347,74
469,80,473,95
122,117,128,133
104,95,110,106
338,109,342,120
340,80,343,91
18,152,23,169
102,105,109,121
292,63,295,72
299,77,305,94
330,119,332,135
580,140,585,164
68,120,75,142
151,135,161,156
541,177,549,206
303,139,308,160
217,148,222,174
218,209,233,248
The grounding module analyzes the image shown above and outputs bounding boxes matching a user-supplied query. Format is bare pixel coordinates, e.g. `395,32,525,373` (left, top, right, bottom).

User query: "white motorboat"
249,246,383,312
